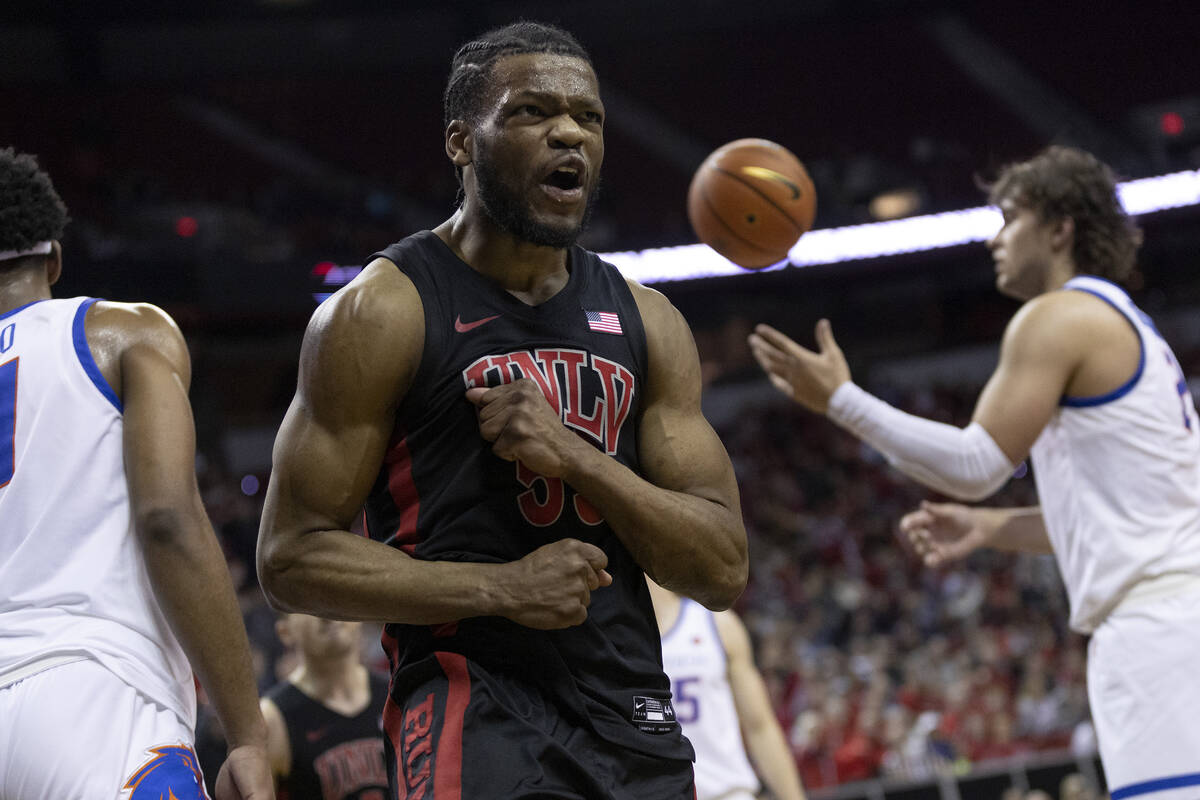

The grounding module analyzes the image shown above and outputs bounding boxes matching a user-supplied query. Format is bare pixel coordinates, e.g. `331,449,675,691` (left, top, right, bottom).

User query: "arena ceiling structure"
1,0,1197,350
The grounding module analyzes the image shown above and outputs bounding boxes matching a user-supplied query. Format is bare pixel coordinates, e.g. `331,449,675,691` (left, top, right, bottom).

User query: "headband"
0,241,52,261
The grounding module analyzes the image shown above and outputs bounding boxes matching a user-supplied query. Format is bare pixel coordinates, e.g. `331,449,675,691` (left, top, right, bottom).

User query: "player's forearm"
560,447,747,610
827,383,1014,501
977,505,1053,554
745,723,808,800
257,526,513,623
137,506,267,750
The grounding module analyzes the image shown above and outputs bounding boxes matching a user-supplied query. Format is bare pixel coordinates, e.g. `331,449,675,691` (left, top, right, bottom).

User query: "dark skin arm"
467,281,747,610
88,301,272,800
257,260,611,629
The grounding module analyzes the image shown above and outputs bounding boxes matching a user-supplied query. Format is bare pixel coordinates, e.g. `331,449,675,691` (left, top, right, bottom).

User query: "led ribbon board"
315,168,1200,301
601,168,1200,284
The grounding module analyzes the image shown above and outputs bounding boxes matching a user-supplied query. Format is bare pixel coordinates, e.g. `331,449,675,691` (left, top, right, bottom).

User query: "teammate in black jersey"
258,21,748,800
261,615,389,800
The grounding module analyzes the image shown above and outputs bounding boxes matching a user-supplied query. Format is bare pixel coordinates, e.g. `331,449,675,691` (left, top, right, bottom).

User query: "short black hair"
442,21,592,191
0,147,69,259
984,146,1142,283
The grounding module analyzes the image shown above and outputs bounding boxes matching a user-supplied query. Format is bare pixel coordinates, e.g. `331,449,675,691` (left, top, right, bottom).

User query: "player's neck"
1043,259,1078,293
0,269,52,316
434,211,570,305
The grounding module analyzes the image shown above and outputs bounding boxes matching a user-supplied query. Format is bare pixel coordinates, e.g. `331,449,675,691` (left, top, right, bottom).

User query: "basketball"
686,138,817,270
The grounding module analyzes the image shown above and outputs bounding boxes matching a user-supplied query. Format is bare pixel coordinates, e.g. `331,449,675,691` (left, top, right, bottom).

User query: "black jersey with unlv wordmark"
363,231,692,762
266,672,390,800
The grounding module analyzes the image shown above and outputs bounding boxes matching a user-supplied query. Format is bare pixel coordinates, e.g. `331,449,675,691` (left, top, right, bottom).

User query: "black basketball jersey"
363,231,692,762
265,672,390,800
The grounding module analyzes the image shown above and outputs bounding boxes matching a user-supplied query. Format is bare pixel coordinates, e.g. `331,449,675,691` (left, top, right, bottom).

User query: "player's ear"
1050,216,1075,253
45,241,62,286
446,120,473,168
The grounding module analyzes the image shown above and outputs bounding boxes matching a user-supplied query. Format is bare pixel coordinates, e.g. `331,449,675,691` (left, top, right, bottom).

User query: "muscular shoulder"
625,277,686,336
298,258,424,410
307,259,419,341
89,301,184,347
86,301,189,391
624,278,698,392
1004,289,1119,361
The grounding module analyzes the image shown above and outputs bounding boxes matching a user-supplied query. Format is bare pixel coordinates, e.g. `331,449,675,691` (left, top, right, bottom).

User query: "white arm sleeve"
826,382,1015,501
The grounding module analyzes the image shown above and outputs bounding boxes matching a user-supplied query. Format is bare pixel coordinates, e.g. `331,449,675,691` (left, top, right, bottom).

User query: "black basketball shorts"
382,651,695,800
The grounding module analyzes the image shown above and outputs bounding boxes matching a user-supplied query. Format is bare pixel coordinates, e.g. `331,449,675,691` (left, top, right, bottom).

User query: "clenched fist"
496,538,613,629
466,379,586,478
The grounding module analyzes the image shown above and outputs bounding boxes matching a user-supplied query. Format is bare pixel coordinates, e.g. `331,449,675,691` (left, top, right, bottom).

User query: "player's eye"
518,104,544,117
579,110,603,125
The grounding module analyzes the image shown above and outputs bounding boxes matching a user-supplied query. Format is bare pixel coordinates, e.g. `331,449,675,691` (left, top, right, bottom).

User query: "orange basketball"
686,138,817,270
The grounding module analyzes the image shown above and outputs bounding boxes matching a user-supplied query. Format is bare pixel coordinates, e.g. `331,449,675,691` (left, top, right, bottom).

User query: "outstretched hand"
748,320,851,414
899,500,991,568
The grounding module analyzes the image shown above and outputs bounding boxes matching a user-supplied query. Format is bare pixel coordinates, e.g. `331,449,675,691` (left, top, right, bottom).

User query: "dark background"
6,3,1198,790
3,0,1198,477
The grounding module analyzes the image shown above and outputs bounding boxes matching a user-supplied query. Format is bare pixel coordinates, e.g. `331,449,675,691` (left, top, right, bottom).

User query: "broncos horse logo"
124,745,209,800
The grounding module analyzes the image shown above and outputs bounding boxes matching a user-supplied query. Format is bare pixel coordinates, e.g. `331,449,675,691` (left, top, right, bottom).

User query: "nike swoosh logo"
740,166,802,200
454,314,500,333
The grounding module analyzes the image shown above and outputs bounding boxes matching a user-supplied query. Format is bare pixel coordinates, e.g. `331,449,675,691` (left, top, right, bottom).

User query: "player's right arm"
257,260,610,629
900,501,1052,565
93,301,274,800
749,291,1095,502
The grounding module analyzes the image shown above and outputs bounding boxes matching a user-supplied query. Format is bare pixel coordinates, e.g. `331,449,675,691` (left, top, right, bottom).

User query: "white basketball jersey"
660,598,759,800
1031,276,1200,633
0,297,195,727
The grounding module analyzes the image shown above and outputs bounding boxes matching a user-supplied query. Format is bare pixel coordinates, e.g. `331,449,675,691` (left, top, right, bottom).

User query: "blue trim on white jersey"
72,298,123,413
1059,287,1144,408
0,299,47,322
702,603,722,646
660,597,691,642
1111,771,1200,799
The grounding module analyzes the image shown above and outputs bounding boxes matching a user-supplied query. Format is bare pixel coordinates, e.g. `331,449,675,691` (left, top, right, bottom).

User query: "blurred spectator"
188,367,1138,788
1059,772,1099,800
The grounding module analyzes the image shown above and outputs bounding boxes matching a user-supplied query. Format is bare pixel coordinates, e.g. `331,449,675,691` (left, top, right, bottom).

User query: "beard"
473,149,600,249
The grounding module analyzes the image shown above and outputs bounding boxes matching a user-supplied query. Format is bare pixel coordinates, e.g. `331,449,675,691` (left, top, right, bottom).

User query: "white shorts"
0,658,209,800
1088,585,1200,800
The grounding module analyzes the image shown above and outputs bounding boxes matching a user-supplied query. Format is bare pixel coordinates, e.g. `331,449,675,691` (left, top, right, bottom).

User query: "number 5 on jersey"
0,358,18,487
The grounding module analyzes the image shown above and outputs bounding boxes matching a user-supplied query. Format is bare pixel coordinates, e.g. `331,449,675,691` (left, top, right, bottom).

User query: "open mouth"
540,162,586,204
545,166,582,191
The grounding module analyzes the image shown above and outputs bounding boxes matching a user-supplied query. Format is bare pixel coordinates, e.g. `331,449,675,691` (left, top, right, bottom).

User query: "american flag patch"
585,310,623,335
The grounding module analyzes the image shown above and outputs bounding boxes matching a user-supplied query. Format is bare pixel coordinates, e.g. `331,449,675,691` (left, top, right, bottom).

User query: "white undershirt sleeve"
826,382,1015,501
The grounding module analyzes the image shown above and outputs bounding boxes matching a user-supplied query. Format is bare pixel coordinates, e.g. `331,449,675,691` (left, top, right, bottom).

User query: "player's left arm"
98,302,274,800
716,609,807,800
573,284,747,608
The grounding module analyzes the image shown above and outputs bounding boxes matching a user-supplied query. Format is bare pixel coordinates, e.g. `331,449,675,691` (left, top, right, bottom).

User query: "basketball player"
257,22,748,800
749,146,1200,799
0,147,273,798
261,615,389,800
647,579,808,800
